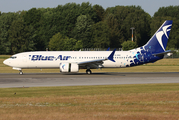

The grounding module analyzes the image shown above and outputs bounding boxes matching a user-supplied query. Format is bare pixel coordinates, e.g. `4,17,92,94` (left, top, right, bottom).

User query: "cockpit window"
10,56,17,59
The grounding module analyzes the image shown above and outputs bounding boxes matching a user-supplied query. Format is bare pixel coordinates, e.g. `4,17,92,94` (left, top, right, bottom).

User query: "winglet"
106,47,110,51
108,49,116,62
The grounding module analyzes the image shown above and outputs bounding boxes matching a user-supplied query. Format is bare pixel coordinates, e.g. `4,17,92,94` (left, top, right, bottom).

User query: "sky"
0,0,179,16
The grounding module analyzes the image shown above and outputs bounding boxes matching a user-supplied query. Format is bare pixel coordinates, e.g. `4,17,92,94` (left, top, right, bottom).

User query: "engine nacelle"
59,63,79,73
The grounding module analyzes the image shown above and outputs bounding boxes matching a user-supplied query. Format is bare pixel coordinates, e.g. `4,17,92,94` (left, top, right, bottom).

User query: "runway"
0,72,179,88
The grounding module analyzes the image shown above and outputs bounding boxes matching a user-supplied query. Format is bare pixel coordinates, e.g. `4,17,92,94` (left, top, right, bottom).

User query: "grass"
0,55,11,59
0,56,179,119
0,84,179,119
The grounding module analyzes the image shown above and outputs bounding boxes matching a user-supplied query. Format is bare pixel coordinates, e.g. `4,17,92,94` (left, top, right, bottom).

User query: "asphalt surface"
0,72,179,88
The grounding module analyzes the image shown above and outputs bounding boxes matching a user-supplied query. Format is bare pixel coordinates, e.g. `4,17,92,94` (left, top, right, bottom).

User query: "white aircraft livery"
3,20,173,74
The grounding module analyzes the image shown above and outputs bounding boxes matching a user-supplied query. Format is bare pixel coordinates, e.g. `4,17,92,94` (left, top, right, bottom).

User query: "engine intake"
60,63,79,73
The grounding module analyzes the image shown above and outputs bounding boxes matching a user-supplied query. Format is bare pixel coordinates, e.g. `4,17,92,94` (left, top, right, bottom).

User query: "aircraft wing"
78,49,116,69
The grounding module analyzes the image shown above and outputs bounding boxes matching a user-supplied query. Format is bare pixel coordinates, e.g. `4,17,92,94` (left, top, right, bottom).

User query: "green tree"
121,41,138,51
92,21,110,48
120,7,151,46
105,6,151,47
75,40,83,50
53,2,98,38
0,12,19,54
73,15,93,48
49,32,82,51
64,38,81,51
79,2,98,23
49,32,67,51
152,6,179,49
93,4,105,22
39,8,58,49
23,8,42,27
104,13,124,48
8,18,35,54
23,8,46,51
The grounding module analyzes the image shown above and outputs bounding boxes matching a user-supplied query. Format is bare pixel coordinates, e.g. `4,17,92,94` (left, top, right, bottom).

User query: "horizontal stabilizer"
152,50,174,56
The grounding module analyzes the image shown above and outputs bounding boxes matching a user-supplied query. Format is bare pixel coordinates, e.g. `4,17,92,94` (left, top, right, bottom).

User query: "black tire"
19,71,23,75
86,69,92,74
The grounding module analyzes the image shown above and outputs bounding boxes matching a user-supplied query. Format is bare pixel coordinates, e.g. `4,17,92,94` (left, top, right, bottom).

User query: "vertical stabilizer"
144,20,173,53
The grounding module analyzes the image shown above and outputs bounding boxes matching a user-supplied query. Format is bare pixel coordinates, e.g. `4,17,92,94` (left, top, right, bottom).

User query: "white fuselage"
3,50,138,69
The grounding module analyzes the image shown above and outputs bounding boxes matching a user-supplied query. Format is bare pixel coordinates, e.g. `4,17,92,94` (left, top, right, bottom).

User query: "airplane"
3,20,173,75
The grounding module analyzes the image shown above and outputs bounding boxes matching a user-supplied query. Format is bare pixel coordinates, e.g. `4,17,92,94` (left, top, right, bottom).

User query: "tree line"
0,2,179,54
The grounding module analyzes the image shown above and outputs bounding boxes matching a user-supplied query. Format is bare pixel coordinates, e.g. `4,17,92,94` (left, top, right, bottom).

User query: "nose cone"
3,59,10,66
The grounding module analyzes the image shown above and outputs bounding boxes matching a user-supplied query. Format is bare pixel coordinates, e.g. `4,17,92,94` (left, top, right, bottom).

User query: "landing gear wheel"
86,69,92,74
19,71,23,75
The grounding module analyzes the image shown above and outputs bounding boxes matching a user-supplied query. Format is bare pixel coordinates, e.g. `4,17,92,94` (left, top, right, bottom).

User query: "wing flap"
78,49,116,68
78,59,105,65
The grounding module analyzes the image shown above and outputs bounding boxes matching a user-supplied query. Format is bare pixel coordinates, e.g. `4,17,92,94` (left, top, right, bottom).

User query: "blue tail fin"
144,20,173,54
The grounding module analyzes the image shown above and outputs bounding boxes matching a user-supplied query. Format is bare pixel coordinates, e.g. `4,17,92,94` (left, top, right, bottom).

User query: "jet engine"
59,63,79,73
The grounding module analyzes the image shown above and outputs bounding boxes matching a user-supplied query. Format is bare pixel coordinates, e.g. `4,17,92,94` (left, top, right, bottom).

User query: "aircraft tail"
144,20,173,54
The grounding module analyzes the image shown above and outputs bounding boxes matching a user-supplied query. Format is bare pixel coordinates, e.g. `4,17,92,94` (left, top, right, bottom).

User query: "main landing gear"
19,70,23,75
86,69,92,74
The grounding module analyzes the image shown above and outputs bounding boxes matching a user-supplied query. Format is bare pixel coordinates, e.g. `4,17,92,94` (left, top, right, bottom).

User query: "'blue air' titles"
30,55,71,61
